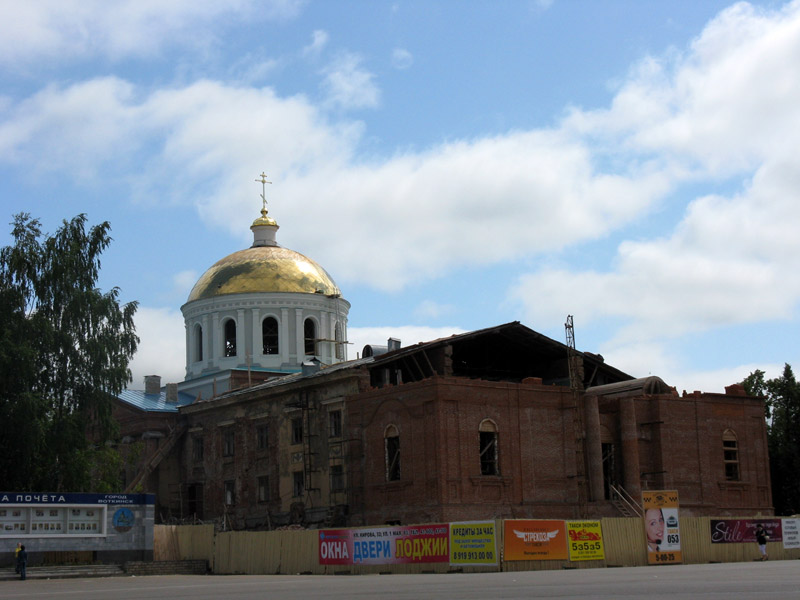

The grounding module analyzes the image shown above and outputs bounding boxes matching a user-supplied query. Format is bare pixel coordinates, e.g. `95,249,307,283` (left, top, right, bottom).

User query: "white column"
295,309,304,361
184,323,190,374
236,309,245,360
211,312,219,363
281,307,290,365
203,314,211,367
321,311,329,363
251,307,261,359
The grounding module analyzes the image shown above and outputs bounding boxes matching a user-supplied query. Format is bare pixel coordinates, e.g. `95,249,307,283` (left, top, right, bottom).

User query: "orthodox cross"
255,171,272,211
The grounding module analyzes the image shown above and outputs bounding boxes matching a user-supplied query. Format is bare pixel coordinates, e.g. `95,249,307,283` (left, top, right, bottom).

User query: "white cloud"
0,77,140,179
391,48,413,70
530,0,555,13
303,29,329,58
2,1,799,369
321,52,381,110
1,78,662,292
172,270,199,298
564,1,800,176
0,0,304,67
281,132,670,290
414,300,454,320
510,1,800,343
129,306,186,387
228,55,282,86
605,335,785,395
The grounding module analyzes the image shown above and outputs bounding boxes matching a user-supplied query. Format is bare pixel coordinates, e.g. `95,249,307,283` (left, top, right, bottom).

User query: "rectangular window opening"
223,430,235,457
330,465,344,492
480,431,499,476
257,476,270,503
386,436,400,482
192,437,204,462
293,471,305,498
292,418,303,445
257,424,269,451
329,410,342,438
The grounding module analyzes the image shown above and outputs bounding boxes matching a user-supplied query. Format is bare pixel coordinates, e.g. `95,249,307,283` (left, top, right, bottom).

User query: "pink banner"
710,519,782,543
319,524,449,565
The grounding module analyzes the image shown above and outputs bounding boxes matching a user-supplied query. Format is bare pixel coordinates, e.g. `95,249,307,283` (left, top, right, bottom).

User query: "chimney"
301,359,321,376
166,383,178,403
144,375,161,395
388,337,401,352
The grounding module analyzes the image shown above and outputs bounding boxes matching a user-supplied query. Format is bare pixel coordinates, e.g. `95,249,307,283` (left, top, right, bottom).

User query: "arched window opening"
194,324,203,362
723,429,740,481
224,319,237,357
304,318,317,356
479,419,499,476
385,425,400,481
262,317,279,355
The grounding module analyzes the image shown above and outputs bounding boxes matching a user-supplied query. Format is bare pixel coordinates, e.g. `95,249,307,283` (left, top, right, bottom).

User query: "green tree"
742,364,800,515
0,213,138,491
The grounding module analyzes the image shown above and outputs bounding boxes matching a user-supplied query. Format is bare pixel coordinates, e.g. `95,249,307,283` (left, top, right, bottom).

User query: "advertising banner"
566,520,605,561
782,519,800,549
642,490,682,565
449,520,498,566
503,519,567,561
319,524,449,565
709,519,783,543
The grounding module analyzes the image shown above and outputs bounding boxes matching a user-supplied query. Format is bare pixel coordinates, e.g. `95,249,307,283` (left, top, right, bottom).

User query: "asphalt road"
2,561,799,600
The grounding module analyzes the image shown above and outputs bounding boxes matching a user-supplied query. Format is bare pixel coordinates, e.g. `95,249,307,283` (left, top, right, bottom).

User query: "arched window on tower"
479,419,499,476
262,317,279,355
224,319,237,357
304,318,317,356
194,323,203,362
385,425,400,481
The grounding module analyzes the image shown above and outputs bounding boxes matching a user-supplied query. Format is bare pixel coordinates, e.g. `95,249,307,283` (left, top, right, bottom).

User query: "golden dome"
251,207,277,227
187,245,341,302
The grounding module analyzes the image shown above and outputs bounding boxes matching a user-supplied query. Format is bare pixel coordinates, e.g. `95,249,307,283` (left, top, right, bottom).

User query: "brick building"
114,322,772,527
112,186,772,526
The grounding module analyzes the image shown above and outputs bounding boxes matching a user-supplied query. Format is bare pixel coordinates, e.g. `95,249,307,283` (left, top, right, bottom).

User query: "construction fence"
154,517,800,575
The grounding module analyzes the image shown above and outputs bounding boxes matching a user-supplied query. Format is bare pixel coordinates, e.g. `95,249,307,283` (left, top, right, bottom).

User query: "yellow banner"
566,520,605,561
642,490,682,565
449,521,498,566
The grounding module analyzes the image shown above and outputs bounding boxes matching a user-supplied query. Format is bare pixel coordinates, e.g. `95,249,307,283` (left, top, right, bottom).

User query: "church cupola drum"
180,173,350,394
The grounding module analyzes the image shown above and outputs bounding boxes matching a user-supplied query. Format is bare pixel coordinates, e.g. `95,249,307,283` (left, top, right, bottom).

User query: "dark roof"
116,389,195,413
370,321,633,386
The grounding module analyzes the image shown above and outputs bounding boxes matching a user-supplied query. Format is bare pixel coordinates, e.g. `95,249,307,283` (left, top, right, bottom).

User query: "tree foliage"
0,213,138,491
742,364,800,515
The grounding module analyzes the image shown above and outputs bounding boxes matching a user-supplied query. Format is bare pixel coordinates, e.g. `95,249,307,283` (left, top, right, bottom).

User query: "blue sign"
113,507,135,533
0,492,155,505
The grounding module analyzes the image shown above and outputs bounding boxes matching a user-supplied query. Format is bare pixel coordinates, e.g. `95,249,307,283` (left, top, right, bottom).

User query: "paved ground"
2,560,799,599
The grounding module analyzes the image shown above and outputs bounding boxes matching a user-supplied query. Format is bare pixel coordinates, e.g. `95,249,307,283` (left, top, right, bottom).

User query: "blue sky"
1,0,798,392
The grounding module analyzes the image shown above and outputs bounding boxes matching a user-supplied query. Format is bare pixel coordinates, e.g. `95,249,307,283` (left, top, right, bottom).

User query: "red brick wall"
347,380,772,525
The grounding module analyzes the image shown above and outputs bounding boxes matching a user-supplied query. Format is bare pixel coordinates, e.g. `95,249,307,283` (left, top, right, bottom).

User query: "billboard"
503,519,568,561
566,520,605,561
642,490,682,564
709,519,782,543
319,524,449,565
782,519,799,549
449,521,498,566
